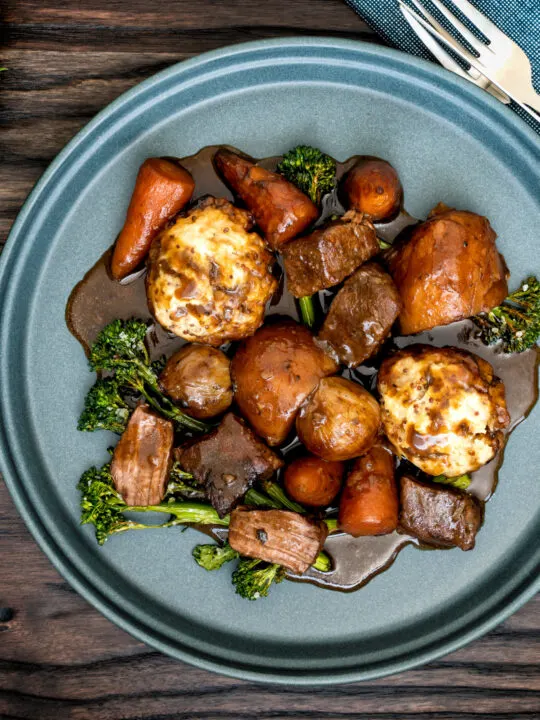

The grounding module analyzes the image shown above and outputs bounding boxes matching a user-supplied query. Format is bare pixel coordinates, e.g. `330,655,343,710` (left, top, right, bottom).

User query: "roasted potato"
377,345,510,477
338,445,398,537
340,157,402,222
231,319,338,446
296,377,381,462
159,344,232,420
214,148,318,248
387,206,508,335
111,158,194,280
284,454,344,508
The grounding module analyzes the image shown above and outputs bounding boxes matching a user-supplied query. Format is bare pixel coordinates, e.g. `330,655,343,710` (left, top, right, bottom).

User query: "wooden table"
1,1,538,717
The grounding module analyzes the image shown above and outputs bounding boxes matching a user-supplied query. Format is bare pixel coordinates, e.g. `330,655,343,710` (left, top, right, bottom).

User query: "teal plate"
0,38,539,684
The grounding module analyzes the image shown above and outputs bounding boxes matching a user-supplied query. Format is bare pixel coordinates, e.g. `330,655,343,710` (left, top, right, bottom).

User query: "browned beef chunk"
318,262,402,367
399,475,483,551
281,210,379,297
228,507,328,573
177,413,284,517
111,404,174,506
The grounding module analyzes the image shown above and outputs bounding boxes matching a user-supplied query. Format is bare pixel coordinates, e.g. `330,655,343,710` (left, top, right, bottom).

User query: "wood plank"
1,1,538,717
5,0,361,30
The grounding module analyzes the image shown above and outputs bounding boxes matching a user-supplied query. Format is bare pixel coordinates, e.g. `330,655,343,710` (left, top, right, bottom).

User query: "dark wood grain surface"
1,1,539,717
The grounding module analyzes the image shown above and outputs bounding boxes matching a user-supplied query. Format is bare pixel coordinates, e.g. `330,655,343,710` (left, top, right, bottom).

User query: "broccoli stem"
260,479,306,513
298,295,316,328
313,551,332,573
128,367,209,432
325,518,338,533
126,501,229,526
244,487,282,509
432,474,471,491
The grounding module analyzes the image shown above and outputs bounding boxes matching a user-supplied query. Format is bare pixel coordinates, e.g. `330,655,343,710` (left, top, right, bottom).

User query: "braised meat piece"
399,475,483,551
281,210,379,297
111,404,174,506
231,319,338,446
318,263,402,367
228,507,328,574
177,413,284,517
214,148,318,249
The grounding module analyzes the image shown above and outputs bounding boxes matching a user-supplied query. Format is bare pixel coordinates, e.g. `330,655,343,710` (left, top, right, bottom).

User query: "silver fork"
398,0,540,123
399,1,510,104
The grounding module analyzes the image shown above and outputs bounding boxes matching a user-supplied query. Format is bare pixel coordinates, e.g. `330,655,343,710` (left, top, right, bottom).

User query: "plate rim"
0,36,539,685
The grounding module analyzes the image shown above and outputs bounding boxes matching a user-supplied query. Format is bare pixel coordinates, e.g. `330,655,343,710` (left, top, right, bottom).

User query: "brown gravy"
66,145,539,593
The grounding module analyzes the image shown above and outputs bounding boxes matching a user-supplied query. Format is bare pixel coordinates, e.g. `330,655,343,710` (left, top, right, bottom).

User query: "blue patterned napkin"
345,0,540,131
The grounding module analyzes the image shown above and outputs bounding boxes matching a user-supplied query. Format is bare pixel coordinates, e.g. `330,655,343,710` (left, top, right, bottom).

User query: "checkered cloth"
345,0,540,131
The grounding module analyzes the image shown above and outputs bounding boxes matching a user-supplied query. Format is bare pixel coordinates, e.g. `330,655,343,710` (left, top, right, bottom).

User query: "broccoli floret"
87,319,210,432
78,377,131,434
166,462,206,500
89,318,150,372
298,295,316,329
150,355,167,376
193,542,239,571
78,461,227,546
277,145,336,205
432,474,471,491
473,276,540,353
232,557,286,600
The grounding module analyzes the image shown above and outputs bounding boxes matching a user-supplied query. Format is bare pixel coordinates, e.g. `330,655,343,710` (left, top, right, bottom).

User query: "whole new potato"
284,454,344,508
340,157,403,222
296,377,381,461
231,319,338,446
159,344,232,419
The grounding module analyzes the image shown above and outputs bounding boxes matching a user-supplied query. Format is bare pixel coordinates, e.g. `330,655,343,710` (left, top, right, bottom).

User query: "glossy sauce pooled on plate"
66,145,539,592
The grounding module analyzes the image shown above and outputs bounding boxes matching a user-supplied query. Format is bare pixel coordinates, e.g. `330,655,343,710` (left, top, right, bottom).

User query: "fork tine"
448,0,510,45
404,0,478,65
400,2,511,104
403,1,486,68
400,3,471,81
427,0,490,56
408,0,457,46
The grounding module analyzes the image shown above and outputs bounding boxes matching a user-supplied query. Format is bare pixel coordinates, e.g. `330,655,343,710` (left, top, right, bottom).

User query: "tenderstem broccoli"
432,474,471,491
232,558,286,600
277,146,337,330
472,276,540,353
193,542,239,570
193,479,334,600
78,461,227,546
250,479,338,533
77,376,131,434
298,295,316,329
277,145,337,205
231,551,330,600
84,318,210,433
259,478,306,513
